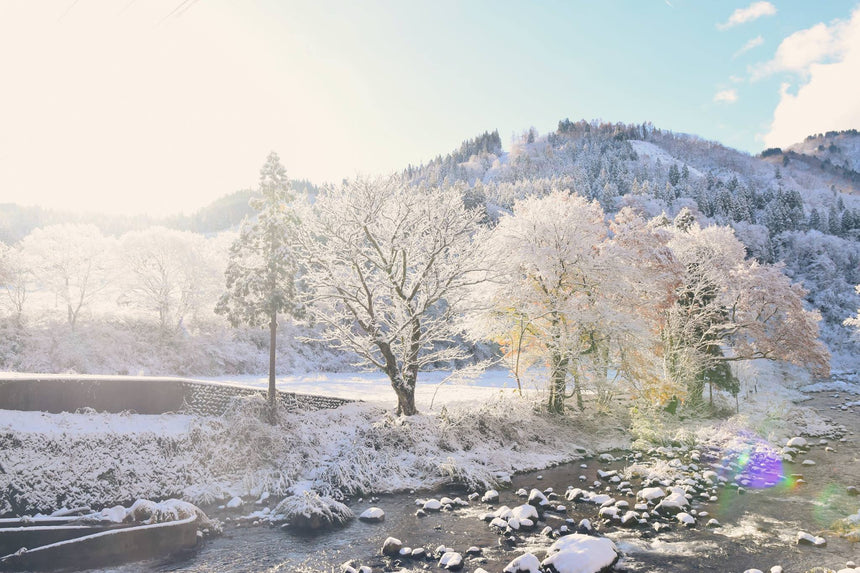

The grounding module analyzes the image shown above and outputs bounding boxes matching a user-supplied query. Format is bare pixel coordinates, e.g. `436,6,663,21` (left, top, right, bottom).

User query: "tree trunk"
267,312,278,423
547,352,568,414
394,382,418,416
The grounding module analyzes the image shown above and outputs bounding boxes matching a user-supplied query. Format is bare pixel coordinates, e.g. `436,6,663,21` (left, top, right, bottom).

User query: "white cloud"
762,7,860,148
714,89,739,104
718,2,777,30
733,35,764,58
752,21,848,79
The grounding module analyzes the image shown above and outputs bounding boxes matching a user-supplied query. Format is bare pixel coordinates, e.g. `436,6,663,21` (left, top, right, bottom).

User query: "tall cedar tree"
216,152,299,418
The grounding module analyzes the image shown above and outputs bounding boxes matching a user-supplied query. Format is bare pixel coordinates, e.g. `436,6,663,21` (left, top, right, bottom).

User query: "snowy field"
197,369,543,410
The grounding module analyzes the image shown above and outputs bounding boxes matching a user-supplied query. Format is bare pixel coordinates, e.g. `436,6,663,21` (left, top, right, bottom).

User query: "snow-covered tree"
215,152,300,415
0,242,29,323
119,227,216,334
20,224,114,329
663,223,829,402
845,285,860,335
295,177,483,416
470,191,654,413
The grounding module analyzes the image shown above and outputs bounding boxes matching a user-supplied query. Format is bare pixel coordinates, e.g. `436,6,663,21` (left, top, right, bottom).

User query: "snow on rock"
676,512,696,527
358,507,385,523
655,489,689,514
541,534,619,573
636,487,665,502
438,551,464,571
481,489,500,503
226,496,244,509
528,488,551,507
511,504,540,522
796,531,827,546
786,437,808,448
381,537,402,556
586,494,613,506
504,552,541,573
423,499,443,512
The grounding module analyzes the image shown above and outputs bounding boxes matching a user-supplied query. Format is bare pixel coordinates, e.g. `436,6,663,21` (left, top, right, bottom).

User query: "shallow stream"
104,391,860,573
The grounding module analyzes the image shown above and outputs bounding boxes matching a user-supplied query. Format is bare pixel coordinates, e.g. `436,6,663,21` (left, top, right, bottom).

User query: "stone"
481,490,500,503
382,537,402,556
439,551,464,571
786,437,808,448
423,499,443,512
226,496,243,509
528,488,550,508
796,531,826,547
541,534,618,573
504,552,542,573
358,507,384,523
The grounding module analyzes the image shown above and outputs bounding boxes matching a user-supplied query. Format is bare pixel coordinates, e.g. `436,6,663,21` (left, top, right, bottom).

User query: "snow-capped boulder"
438,551,464,570
637,487,665,503
358,507,384,523
796,531,827,546
598,506,618,519
565,488,586,502
676,512,695,527
423,499,443,512
511,503,539,522
541,534,619,573
528,488,551,508
654,490,689,514
587,494,613,505
482,489,500,503
226,496,244,509
504,552,541,573
382,536,402,556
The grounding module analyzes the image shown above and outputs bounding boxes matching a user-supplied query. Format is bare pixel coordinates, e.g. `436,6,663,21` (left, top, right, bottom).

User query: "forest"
1,121,859,415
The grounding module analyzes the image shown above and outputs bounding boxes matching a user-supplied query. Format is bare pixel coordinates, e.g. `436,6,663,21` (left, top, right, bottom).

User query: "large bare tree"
295,177,483,415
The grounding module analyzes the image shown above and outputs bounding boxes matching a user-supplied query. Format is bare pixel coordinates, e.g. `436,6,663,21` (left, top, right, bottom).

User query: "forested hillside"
405,121,860,366
1,120,858,378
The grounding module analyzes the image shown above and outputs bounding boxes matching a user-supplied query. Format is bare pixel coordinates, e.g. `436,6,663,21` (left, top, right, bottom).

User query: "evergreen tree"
809,208,822,231
215,152,300,419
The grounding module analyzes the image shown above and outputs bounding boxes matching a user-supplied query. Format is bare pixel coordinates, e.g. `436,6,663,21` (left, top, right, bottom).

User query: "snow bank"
0,391,604,515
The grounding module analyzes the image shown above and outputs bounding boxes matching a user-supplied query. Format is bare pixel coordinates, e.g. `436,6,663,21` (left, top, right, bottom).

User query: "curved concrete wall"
0,375,352,416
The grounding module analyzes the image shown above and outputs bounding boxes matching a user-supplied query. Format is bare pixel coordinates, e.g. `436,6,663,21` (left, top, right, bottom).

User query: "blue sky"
1,0,858,215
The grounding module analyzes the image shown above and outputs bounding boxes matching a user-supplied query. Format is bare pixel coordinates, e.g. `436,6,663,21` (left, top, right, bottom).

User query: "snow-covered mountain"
405,121,860,364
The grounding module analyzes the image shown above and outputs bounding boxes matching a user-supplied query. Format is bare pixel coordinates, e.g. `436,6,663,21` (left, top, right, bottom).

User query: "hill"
404,120,860,365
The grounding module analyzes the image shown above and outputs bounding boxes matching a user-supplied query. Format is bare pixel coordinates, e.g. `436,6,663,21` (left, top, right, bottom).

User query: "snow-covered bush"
273,491,353,531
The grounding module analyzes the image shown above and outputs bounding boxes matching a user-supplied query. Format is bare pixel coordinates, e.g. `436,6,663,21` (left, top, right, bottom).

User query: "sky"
1,0,859,217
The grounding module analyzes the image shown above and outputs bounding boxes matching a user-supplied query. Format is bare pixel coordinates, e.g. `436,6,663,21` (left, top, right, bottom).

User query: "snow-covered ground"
197,369,536,409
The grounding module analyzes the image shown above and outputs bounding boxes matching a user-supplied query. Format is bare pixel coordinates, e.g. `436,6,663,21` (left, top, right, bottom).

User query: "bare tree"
20,224,113,330
0,242,29,324
295,177,484,415
119,227,216,334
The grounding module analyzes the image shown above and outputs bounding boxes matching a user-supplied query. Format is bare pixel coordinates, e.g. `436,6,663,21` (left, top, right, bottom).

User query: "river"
102,390,860,573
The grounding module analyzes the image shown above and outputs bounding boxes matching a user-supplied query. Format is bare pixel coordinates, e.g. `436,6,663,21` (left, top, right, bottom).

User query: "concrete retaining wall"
0,375,352,416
